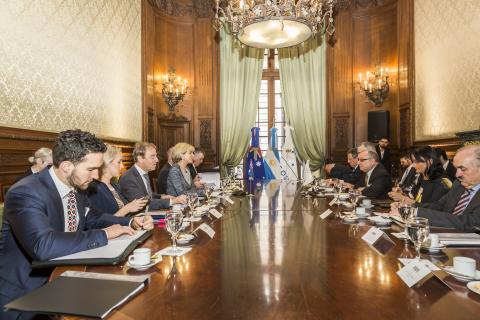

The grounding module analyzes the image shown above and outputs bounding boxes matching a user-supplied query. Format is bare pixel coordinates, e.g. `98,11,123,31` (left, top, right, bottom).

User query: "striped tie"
452,189,472,216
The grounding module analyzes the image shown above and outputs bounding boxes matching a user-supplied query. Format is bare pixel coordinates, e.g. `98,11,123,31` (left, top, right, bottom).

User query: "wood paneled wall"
142,0,219,168
0,126,134,202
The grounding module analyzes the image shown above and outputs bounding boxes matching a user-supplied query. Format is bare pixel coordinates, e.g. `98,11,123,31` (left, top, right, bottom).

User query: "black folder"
5,275,147,319
32,230,152,268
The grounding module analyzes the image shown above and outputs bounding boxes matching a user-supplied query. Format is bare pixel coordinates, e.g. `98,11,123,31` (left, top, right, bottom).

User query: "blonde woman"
88,145,148,216
166,143,205,196
14,147,52,183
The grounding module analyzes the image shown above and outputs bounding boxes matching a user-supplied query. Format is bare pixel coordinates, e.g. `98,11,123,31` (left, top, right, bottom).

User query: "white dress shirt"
48,167,78,232
443,160,450,171
400,164,414,185
365,165,377,186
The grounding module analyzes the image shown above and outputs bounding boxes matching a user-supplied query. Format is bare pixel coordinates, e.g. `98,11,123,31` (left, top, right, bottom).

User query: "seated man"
0,130,153,320
324,159,350,180
401,145,480,232
119,142,186,210
189,147,205,180
435,147,457,182
357,150,392,199
342,148,365,187
398,151,417,190
157,146,173,195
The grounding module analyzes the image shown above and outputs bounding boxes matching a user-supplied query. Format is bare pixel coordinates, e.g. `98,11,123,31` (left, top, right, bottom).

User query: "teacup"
429,234,439,247
128,248,151,266
356,207,367,216
362,199,372,207
453,256,476,277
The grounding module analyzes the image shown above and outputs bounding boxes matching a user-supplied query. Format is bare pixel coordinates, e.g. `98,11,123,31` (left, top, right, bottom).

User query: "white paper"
398,258,441,271
328,198,337,206
209,208,223,219
320,209,333,220
196,223,215,238
61,271,150,283
224,196,234,204
158,246,192,257
361,227,383,245
391,232,409,240
52,230,148,260
397,260,432,287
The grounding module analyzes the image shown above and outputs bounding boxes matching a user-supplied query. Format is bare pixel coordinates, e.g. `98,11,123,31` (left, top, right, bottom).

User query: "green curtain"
278,37,327,171
220,25,264,176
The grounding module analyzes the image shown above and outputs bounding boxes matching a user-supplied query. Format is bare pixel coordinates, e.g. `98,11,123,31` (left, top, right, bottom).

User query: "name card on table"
361,227,384,245
397,260,432,287
328,198,337,207
398,258,441,271
196,223,215,239
209,208,223,219
224,196,234,205
320,209,333,220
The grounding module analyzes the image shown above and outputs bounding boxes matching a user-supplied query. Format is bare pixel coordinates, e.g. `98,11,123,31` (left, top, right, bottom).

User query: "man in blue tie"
0,130,153,319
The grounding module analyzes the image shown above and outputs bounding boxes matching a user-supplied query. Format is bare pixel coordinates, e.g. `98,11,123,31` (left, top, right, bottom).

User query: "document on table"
51,230,148,260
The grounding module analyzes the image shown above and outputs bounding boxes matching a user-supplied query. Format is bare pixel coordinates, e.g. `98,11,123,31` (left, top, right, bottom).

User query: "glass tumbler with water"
406,217,430,260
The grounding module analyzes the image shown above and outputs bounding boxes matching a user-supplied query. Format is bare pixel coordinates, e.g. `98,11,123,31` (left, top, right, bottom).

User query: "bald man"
393,145,480,232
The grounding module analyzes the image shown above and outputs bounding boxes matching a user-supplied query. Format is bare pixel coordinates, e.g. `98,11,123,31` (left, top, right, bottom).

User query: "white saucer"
177,233,195,244
420,243,446,253
368,216,391,225
360,204,374,209
443,266,480,282
356,212,370,218
467,281,480,295
127,258,160,271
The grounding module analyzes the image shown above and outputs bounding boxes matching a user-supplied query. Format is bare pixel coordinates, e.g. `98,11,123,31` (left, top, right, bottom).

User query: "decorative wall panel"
414,0,480,141
0,0,142,141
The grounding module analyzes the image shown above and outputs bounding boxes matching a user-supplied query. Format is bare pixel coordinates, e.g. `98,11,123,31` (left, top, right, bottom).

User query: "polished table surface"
55,181,480,319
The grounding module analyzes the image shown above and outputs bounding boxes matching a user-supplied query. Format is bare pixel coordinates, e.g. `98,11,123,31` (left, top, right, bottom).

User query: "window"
255,49,285,153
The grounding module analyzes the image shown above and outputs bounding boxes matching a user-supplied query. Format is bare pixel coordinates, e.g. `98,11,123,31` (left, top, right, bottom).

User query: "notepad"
5,271,149,319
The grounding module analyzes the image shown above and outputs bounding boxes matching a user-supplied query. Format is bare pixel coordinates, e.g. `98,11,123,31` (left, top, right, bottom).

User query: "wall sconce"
357,65,389,107
159,66,189,112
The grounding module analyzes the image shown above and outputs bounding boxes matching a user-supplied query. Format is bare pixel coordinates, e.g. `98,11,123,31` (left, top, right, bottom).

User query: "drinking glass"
349,190,360,213
398,203,412,237
187,192,198,212
165,212,184,255
406,217,430,260
205,186,213,201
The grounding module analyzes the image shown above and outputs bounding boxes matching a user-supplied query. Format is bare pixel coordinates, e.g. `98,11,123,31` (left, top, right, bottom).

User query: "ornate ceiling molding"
148,0,214,18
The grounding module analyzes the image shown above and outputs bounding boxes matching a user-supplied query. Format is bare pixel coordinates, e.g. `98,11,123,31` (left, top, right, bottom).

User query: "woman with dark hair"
389,146,451,205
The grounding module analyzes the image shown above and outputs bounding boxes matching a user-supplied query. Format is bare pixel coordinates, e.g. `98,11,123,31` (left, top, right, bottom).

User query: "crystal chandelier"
214,0,337,49
159,66,189,112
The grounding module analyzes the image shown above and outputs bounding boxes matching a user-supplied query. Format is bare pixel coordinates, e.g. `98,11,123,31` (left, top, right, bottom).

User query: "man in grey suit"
119,142,186,210
391,145,480,232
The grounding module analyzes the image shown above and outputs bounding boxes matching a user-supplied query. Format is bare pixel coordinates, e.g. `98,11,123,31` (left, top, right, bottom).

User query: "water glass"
398,203,413,237
166,212,184,254
406,217,430,260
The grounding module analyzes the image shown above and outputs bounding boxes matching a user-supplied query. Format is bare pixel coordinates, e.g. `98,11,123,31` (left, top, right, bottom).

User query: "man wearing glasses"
357,150,392,199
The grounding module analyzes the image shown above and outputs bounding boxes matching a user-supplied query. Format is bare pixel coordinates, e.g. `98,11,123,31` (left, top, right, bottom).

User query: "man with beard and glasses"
0,130,153,320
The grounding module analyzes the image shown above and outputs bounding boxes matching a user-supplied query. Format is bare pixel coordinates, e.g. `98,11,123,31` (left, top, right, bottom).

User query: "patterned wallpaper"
414,0,480,141
0,0,141,141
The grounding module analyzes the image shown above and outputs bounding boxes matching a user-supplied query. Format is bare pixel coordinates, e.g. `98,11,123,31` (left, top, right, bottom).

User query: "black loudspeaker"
368,110,390,142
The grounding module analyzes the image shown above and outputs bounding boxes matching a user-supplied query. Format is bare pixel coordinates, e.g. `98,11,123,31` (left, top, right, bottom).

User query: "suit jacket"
417,181,480,231
399,166,417,189
167,164,205,197
343,166,365,187
444,160,457,183
328,164,350,180
188,163,198,180
415,177,451,204
362,164,392,199
375,145,391,173
156,163,172,195
13,167,34,184
118,166,170,210
87,180,128,215
0,169,130,310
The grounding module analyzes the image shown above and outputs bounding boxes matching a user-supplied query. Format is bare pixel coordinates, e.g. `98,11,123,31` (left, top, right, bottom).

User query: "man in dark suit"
411,145,480,232
343,148,365,187
324,159,350,180
435,147,457,182
157,147,173,195
375,137,391,173
398,152,417,190
357,150,392,199
0,130,153,319
119,142,186,210
189,147,205,180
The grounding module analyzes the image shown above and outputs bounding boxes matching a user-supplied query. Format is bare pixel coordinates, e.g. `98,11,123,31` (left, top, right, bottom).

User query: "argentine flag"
264,127,282,179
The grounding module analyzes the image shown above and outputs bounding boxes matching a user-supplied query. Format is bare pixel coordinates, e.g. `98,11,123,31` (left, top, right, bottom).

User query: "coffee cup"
356,207,366,216
362,199,372,207
128,248,151,266
453,256,476,277
429,234,439,247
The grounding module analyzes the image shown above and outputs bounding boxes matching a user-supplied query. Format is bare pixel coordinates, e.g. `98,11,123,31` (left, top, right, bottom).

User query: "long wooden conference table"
54,180,480,319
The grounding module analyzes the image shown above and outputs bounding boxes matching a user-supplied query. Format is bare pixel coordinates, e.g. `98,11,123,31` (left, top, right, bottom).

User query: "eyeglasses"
359,158,371,162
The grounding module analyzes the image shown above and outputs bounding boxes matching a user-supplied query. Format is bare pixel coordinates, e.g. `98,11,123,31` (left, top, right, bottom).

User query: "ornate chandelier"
214,0,337,49
159,66,189,112
357,65,390,107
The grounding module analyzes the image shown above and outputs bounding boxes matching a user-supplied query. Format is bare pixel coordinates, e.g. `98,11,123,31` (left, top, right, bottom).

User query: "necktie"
452,189,472,216
66,191,78,232
143,173,152,196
